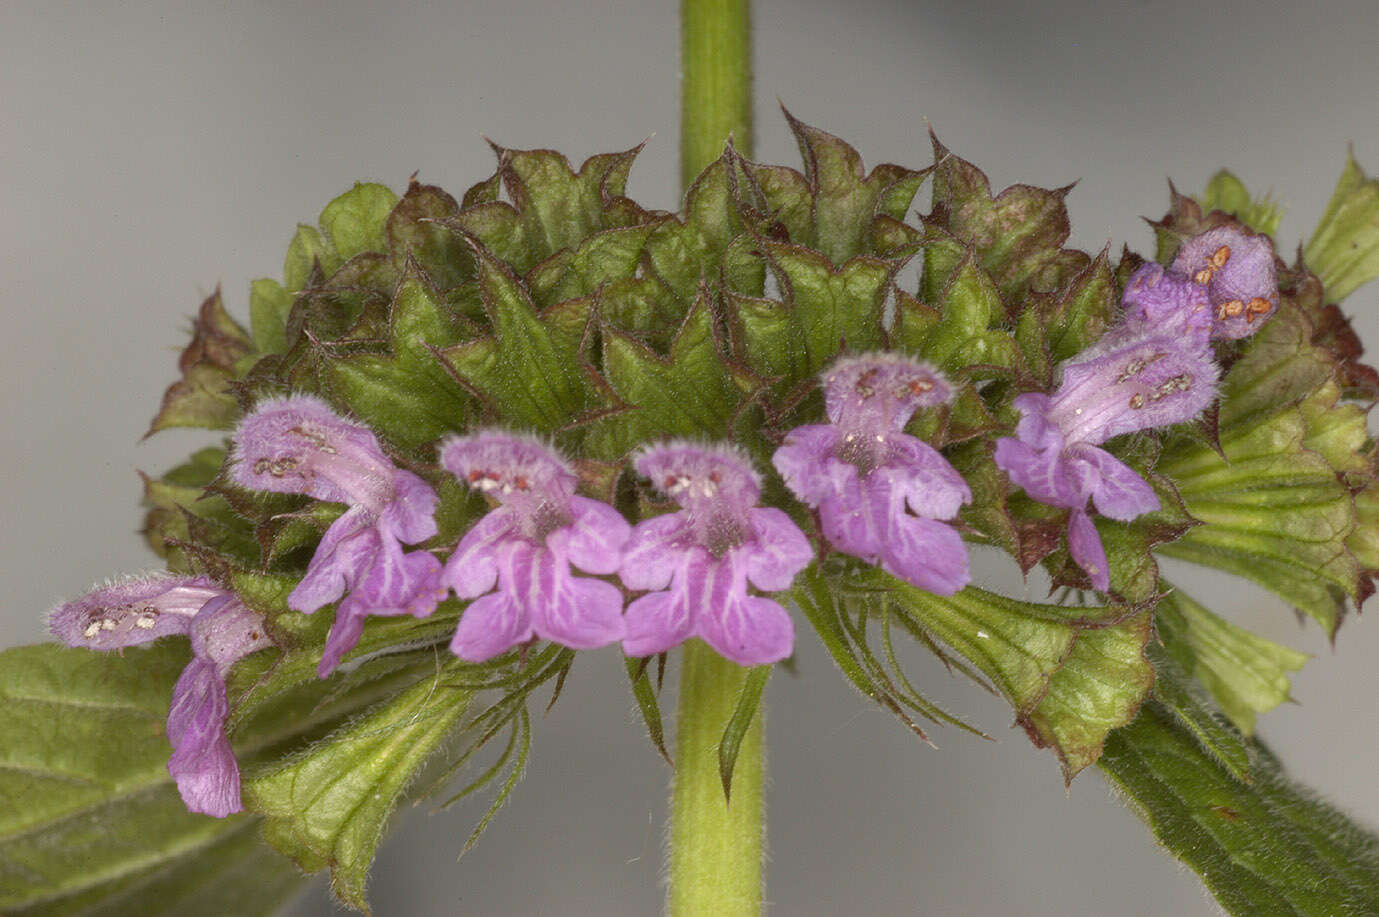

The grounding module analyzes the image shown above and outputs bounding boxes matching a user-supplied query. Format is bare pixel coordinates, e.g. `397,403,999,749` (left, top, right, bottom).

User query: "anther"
1128,394,1146,410
1211,246,1231,268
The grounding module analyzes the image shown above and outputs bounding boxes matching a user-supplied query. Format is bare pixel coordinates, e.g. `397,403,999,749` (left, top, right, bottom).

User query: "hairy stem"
680,0,754,187
670,640,764,916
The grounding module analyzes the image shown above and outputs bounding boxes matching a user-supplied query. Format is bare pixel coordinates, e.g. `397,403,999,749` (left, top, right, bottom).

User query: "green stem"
680,0,754,187
670,641,763,917
672,4,760,914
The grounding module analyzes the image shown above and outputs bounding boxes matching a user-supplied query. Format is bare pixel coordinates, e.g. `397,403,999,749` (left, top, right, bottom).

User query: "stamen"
1217,300,1244,320
1210,245,1231,268
1194,268,1214,285
1128,393,1146,410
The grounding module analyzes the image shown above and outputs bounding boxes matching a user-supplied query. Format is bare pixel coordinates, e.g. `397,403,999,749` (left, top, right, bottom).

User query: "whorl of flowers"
49,120,1379,863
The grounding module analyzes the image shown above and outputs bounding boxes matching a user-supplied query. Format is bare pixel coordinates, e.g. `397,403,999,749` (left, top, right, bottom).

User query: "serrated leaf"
1156,586,1306,735
244,665,472,911
1101,699,1379,916
1304,152,1379,302
0,643,305,915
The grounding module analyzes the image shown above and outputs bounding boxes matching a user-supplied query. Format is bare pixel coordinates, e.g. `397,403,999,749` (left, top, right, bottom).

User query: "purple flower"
994,336,1218,590
1171,226,1278,340
1113,262,1214,349
620,442,813,666
50,575,272,817
230,395,443,677
772,353,972,595
438,431,631,661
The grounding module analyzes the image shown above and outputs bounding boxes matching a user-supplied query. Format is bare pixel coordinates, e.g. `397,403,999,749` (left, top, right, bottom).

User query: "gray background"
5,1,1379,914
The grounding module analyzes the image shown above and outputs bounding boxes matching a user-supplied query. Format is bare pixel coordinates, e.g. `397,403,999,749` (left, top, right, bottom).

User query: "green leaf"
719,666,770,801
436,243,607,433
320,183,399,264
244,665,473,911
1101,699,1379,916
1304,152,1379,302
1197,170,1284,237
1147,646,1253,782
1156,587,1306,735
811,565,1152,779
0,642,302,915
527,224,658,308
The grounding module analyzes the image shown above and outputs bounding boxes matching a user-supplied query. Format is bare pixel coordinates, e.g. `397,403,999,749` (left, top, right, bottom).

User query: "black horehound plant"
7,3,1379,915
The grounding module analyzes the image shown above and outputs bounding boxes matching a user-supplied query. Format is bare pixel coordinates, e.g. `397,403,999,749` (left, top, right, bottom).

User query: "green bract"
7,116,1379,915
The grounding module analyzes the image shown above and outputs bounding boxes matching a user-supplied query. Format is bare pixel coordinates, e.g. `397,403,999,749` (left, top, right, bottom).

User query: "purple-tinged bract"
994,335,1217,590
1171,226,1278,340
773,354,971,595
439,431,630,661
231,395,443,677
50,577,273,818
621,442,812,666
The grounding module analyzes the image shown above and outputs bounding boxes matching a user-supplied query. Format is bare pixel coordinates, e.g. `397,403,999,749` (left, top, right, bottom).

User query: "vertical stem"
680,0,754,187
673,4,760,914
671,641,763,917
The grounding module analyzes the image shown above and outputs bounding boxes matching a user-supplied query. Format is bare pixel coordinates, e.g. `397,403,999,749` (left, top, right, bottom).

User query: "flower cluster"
50,575,271,817
49,222,1282,819
995,225,1277,589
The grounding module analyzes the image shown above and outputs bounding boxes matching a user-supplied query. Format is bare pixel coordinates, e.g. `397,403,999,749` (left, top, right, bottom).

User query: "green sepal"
911,250,1025,378
385,179,471,290
1157,378,1366,637
1196,170,1283,237
320,183,400,265
1304,151,1379,302
486,143,645,270
527,223,659,309
1027,249,1116,365
249,278,294,356
586,292,756,460
926,133,1087,302
1101,699,1379,917
1156,586,1306,735
734,242,893,386
735,112,925,266
647,150,753,307
244,667,473,912
146,291,254,436
435,241,611,434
